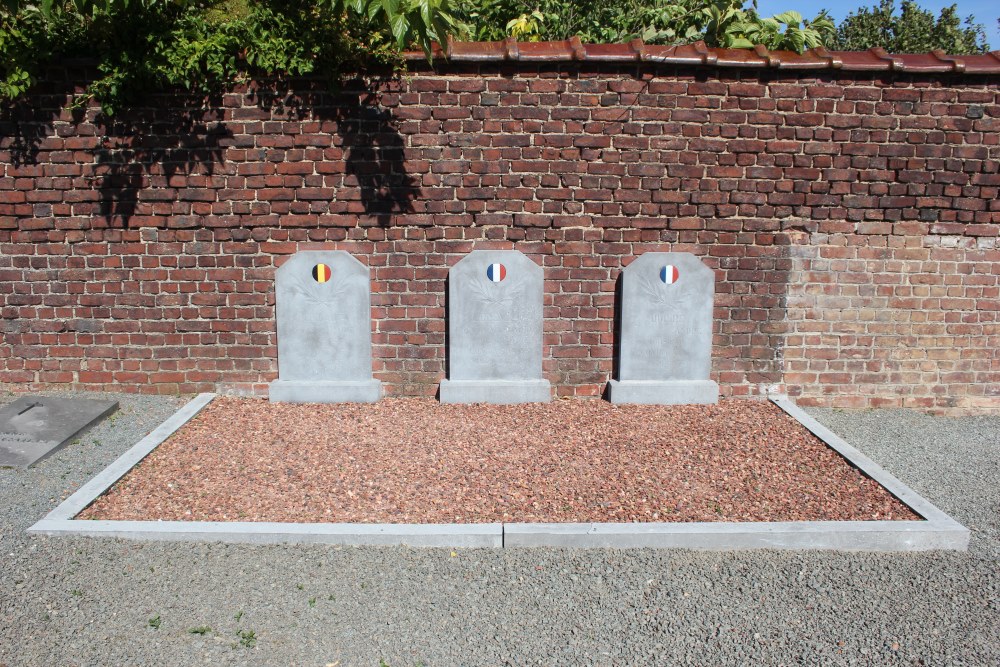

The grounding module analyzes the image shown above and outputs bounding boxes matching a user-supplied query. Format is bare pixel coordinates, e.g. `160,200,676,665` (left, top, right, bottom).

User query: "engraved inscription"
273,251,375,384
0,432,36,443
447,250,544,383
618,252,715,383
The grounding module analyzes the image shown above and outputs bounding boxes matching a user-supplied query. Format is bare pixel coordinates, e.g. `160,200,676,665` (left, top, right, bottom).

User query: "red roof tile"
958,52,1000,74
405,39,1000,75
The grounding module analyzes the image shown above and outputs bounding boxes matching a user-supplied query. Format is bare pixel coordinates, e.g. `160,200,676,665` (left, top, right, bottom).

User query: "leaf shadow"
1,71,418,228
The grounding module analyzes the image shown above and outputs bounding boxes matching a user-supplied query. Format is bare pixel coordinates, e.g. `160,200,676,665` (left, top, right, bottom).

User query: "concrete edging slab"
28,393,969,551
29,518,502,547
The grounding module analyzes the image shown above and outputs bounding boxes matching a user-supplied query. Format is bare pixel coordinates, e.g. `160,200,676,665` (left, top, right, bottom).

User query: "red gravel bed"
81,398,919,524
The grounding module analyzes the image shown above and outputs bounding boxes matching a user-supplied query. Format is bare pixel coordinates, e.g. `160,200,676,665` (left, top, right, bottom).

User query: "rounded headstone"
270,250,381,402
440,249,550,403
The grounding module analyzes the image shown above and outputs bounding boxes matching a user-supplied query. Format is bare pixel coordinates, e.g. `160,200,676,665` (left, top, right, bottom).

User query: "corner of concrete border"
28,393,216,526
766,393,970,550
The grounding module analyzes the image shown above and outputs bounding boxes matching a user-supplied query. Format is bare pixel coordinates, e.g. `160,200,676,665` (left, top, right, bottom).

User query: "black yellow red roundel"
312,263,331,283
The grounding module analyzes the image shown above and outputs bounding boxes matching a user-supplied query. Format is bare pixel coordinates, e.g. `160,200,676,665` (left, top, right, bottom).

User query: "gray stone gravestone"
439,249,550,404
269,250,382,403
607,252,719,404
0,396,118,468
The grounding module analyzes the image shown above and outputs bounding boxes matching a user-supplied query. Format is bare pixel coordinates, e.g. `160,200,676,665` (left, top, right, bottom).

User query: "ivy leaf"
772,11,803,25
388,12,409,45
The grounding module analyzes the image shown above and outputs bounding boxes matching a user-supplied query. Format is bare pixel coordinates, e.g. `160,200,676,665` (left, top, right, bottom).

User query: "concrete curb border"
29,393,970,551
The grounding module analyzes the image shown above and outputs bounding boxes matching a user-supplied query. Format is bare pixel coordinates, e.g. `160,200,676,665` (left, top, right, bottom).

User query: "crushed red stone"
80,398,919,524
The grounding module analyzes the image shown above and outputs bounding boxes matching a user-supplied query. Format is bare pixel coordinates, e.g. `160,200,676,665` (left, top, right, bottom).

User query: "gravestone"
0,396,118,468
439,250,550,403
607,252,719,404
269,250,382,403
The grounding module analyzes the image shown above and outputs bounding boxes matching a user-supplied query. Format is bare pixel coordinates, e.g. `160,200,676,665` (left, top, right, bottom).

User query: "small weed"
234,610,244,622
148,615,161,630
308,597,316,608
188,626,211,635
328,594,335,601
296,583,304,590
42,613,50,621
379,660,390,667
237,629,256,648
70,589,82,597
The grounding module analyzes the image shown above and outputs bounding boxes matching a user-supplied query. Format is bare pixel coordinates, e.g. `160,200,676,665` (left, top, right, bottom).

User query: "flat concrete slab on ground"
0,396,118,468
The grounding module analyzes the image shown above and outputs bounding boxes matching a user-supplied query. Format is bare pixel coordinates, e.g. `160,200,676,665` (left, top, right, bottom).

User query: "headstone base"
607,379,719,405
439,379,551,404
268,380,382,404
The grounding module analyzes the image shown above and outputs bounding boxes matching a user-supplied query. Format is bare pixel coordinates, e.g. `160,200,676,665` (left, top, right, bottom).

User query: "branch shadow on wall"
2,76,417,228
0,100,63,168
602,273,624,400
94,105,232,226
331,90,418,226
248,82,419,227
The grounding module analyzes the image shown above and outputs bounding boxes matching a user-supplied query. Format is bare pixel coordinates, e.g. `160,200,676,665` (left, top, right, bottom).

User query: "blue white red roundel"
660,265,679,284
486,263,507,282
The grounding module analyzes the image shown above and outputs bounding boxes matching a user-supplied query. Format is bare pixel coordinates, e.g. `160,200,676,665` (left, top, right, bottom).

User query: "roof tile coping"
405,39,1000,75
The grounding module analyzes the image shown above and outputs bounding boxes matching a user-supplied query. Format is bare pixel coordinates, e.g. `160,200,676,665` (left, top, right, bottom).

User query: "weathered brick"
0,65,995,411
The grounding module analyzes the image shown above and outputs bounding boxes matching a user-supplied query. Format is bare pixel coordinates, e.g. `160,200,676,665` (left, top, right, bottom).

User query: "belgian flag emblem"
312,263,331,283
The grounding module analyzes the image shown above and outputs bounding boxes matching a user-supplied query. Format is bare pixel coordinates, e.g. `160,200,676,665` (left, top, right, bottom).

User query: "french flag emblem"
486,263,507,282
660,265,679,284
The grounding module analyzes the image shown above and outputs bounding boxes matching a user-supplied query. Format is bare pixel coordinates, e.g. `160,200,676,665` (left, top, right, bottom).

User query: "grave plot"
30,394,969,551
78,398,915,524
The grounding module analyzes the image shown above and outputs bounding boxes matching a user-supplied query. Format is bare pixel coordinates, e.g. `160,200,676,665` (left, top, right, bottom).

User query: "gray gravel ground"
1,393,998,667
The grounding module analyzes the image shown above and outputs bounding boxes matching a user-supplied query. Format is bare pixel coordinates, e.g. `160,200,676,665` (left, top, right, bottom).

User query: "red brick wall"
1,64,998,411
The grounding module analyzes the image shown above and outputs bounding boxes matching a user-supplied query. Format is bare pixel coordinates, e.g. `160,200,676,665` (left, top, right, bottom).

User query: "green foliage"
701,3,835,51
237,628,257,648
455,0,835,51
0,0,991,114
506,9,544,41
0,6,49,102
0,0,462,112
833,0,988,54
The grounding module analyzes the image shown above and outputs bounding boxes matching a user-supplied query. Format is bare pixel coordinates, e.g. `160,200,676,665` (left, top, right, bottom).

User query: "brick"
0,66,994,412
